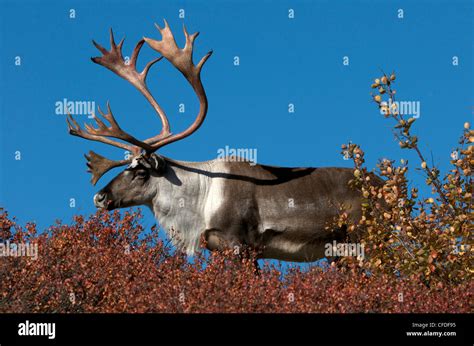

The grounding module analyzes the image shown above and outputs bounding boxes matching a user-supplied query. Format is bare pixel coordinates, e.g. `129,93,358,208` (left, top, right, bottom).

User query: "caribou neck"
151,157,212,255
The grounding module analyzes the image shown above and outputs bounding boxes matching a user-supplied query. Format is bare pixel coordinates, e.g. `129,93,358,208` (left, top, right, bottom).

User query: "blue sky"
0,0,473,248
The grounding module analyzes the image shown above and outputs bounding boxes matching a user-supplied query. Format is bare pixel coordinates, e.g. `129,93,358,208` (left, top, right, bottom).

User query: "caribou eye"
134,169,149,179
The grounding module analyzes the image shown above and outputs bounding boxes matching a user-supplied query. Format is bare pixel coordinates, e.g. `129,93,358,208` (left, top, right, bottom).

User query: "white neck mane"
151,160,211,255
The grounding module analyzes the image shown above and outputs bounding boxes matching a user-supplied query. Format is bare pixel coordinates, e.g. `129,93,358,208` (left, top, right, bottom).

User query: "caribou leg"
203,228,261,275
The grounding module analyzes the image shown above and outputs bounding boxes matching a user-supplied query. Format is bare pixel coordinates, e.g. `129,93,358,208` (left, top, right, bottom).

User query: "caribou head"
92,153,166,210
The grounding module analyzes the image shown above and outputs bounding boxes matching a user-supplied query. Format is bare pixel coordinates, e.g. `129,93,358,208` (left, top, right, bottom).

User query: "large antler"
92,30,171,139
143,20,213,150
66,21,212,184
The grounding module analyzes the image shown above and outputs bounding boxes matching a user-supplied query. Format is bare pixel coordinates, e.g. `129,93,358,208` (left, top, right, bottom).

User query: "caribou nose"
93,192,107,209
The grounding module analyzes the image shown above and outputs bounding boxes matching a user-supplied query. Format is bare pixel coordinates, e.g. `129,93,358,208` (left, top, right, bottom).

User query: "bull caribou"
66,20,381,262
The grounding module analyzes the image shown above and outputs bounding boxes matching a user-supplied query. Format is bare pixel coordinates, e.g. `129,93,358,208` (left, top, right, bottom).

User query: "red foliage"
0,209,471,313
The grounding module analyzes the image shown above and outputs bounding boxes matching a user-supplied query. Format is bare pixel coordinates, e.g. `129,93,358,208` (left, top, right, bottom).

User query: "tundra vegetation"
0,73,472,313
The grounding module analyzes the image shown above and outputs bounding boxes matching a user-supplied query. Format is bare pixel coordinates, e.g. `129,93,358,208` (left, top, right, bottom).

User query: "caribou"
66,20,382,262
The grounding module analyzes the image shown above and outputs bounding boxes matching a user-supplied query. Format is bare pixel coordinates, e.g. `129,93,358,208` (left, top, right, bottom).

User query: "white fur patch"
267,237,305,254
151,162,211,255
129,157,140,168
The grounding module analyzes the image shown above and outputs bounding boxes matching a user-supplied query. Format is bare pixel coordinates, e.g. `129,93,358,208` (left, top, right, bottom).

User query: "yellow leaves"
354,73,472,285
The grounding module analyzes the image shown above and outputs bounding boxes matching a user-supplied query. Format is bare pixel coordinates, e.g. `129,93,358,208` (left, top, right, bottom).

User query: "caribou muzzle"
93,191,110,209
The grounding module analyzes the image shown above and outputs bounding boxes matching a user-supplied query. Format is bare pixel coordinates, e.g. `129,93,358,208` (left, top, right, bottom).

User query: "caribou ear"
148,153,166,174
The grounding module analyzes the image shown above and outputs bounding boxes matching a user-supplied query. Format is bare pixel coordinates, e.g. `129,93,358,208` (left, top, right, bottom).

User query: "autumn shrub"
336,72,472,286
0,209,471,313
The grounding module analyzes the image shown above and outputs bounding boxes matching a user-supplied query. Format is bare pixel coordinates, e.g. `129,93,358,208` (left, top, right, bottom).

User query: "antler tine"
142,55,164,81
97,102,119,130
92,39,108,55
197,48,213,73
182,25,212,74
91,29,171,139
143,20,213,150
183,25,199,60
109,28,118,50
